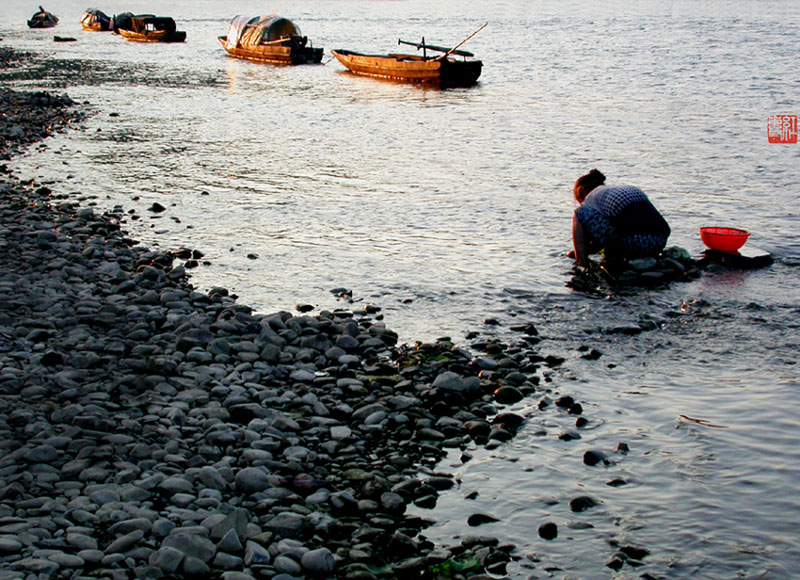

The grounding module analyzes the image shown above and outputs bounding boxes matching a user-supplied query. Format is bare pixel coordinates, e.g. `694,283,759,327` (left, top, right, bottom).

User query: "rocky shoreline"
0,52,609,580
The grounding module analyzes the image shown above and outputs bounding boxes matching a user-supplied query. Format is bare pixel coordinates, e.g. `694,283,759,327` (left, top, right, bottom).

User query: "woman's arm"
572,214,591,266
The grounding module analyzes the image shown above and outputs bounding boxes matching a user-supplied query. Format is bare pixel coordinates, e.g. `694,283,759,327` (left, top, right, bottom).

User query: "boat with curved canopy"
28,7,59,29
80,8,111,31
218,15,323,65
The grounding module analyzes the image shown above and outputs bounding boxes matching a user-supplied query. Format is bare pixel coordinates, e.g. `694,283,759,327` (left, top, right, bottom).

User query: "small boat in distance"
218,15,323,65
331,23,486,88
28,6,58,29
118,15,186,43
80,8,111,32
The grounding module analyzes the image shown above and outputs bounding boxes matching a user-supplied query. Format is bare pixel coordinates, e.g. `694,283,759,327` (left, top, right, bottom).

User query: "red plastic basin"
699,227,750,253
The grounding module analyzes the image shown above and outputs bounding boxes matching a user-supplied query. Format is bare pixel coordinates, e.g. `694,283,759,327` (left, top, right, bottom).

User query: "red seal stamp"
767,114,798,143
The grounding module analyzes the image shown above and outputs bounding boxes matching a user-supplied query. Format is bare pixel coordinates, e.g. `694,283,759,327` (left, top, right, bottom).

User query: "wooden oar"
435,22,487,61
397,38,474,57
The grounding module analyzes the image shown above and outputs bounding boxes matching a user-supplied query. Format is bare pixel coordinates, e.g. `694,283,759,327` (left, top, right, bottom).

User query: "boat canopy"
128,16,177,34
80,8,110,28
28,8,59,28
225,15,302,48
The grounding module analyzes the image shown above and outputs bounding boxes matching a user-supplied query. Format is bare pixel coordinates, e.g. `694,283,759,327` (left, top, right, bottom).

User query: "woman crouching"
572,169,670,267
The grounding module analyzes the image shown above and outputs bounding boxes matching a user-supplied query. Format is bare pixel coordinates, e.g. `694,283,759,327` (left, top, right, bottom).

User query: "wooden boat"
118,15,186,43
80,8,111,32
218,15,323,65
331,24,486,87
331,50,482,87
28,7,58,29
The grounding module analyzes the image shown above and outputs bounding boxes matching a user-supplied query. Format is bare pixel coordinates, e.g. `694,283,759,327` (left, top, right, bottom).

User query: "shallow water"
3,0,800,577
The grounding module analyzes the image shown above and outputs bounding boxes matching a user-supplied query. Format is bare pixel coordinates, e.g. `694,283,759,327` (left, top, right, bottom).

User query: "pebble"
538,522,558,540
301,547,335,574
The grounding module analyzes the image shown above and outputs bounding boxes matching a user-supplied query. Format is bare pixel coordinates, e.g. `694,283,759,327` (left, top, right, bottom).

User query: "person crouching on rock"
571,169,671,268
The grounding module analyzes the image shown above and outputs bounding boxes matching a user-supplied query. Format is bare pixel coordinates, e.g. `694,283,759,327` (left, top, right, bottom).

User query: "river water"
2,0,800,577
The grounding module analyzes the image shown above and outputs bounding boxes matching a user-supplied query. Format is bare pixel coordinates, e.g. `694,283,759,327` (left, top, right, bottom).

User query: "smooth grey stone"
149,546,184,573
388,395,419,410
305,489,330,505
283,446,312,461
432,371,466,391
234,467,271,494
217,529,243,553
108,518,152,536
171,493,196,507
77,549,104,563
198,466,227,491
273,555,303,575
352,403,386,421
61,459,91,479
0,537,23,553
152,518,175,538
271,415,300,431
182,555,210,575
104,529,144,554
335,335,359,350
24,445,58,463
13,558,59,574
214,551,244,569
244,540,271,566
210,508,248,543
159,476,193,494
221,572,256,580
301,547,335,574
289,369,315,383
364,411,387,425
89,488,121,505
324,346,346,360
66,532,97,550
306,512,335,535
46,552,84,567
162,532,216,562
380,492,406,513
263,513,305,539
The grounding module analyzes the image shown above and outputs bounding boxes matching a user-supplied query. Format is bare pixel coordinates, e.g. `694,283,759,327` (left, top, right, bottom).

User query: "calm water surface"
2,0,799,577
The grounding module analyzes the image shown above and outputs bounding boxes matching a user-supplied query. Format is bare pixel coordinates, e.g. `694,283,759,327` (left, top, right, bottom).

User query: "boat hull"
119,29,186,43
218,37,323,65
330,50,482,87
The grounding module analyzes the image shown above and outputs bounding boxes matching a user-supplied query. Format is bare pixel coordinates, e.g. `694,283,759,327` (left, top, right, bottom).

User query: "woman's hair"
574,169,606,202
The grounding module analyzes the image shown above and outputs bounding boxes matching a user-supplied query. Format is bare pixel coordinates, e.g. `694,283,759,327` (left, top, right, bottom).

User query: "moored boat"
118,15,186,43
218,15,323,65
28,6,58,29
330,50,483,87
330,24,486,88
80,8,111,32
